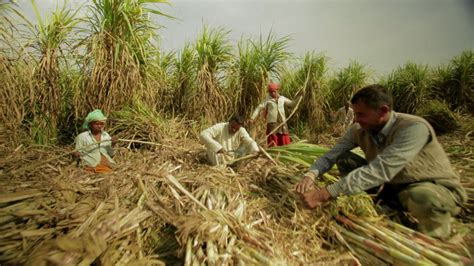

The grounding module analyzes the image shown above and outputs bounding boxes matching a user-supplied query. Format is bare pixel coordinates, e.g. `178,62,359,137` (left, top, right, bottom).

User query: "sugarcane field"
1,1,473,265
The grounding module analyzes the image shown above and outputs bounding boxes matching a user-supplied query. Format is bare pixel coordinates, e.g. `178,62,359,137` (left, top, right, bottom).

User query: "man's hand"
295,90,304,98
111,136,118,145
72,151,81,158
300,187,332,209
295,172,317,194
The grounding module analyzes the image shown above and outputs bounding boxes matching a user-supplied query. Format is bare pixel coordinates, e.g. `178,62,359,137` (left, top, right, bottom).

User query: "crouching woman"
74,109,116,173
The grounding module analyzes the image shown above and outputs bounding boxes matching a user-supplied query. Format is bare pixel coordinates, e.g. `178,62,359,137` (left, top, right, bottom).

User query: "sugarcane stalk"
386,220,473,264
136,227,144,259
258,144,278,166
376,224,464,265
243,245,274,265
384,219,462,253
227,153,258,165
118,138,164,147
0,190,43,205
184,237,193,266
165,174,208,210
334,223,433,266
74,202,105,237
235,248,261,264
207,240,217,265
341,215,444,265
348,215,471,265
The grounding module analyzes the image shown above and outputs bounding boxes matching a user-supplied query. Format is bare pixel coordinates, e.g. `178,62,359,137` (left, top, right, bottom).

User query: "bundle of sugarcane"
147,155,382,264
0,187,52,262
243,143,473,264
2,136,471,265
0,175,156,264
245,168,377,264
25,200,156,265
266,142,330,167
147,172,284,265
334,213,474,265
0,146,174,265
0,170,101,261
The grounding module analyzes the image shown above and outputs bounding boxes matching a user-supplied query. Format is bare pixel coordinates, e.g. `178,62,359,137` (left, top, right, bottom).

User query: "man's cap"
268,82,280,92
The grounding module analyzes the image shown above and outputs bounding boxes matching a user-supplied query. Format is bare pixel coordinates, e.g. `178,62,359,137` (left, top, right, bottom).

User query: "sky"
15,0,474,76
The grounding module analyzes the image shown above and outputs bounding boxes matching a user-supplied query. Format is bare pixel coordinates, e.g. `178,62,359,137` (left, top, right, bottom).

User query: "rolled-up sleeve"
200,125,223,153
251,100,267,120
239,128,259,153
308,127,358,177
283,96,295,107
327,122,430,197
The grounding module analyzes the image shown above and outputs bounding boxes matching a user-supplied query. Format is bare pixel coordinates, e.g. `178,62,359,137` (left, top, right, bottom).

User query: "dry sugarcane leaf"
0,190,43,204
56,235,85,253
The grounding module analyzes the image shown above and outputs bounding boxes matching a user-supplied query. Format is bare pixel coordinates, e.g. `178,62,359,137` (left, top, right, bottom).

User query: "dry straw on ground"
1,136,473,265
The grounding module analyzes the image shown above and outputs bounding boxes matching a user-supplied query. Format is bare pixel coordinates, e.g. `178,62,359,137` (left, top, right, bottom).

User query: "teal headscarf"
82,109,107,129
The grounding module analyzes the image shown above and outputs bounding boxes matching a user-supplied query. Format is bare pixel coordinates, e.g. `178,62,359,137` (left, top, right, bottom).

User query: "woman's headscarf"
82,109,107,129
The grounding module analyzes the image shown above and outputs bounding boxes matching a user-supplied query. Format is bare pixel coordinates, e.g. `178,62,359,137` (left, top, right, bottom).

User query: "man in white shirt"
74,109,117,173
200,115,259,166
249,82,294,147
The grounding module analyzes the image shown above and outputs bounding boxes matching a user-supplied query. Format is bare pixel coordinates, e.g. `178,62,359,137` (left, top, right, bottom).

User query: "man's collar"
88,130,107,136
378,111,396,137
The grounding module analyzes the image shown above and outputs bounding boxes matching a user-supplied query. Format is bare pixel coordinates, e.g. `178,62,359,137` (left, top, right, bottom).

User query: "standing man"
250,82,294,147
296,84,466,239
334,101,354,131
74,109,117,173
200,115,259,166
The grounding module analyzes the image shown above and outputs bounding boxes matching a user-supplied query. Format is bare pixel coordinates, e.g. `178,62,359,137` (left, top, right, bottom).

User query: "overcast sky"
16,0,474,76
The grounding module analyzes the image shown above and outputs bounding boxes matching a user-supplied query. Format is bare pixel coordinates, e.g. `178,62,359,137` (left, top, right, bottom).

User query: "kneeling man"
200,115,259,166
296,84,466,239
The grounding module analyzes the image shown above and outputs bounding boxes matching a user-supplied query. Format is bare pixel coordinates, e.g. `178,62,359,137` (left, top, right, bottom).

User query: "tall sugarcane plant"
328,61,369,111
172,43,197,115
150,50,177,113
0,2,29,146
184,26,233,125
432,50,474,114
0,1,29,53
27,0,80,144
231,33,291,119
383,62,433,114
284,52,330,135
74,0,170,121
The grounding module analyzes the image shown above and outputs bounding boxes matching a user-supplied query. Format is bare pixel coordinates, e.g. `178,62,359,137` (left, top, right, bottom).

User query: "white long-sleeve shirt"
250,95,294,123
200,122,259,165
75,131,115,167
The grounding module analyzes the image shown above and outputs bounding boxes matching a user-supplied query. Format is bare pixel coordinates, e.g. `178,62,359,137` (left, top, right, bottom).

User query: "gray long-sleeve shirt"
306,112,431,197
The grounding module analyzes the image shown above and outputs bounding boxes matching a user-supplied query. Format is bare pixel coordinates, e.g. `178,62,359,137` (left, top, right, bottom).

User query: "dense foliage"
0,1,472,147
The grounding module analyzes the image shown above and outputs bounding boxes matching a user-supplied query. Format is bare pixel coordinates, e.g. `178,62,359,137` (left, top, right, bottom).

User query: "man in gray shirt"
296,84,466,239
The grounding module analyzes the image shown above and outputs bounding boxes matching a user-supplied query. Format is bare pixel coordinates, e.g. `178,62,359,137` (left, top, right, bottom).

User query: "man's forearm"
308,127,357,177
326,123,430,198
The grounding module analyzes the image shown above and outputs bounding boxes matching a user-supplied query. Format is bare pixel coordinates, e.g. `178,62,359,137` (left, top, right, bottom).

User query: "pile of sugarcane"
334,213,474,265
0,146,173,264
0,140,473,265
148,174,282,265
